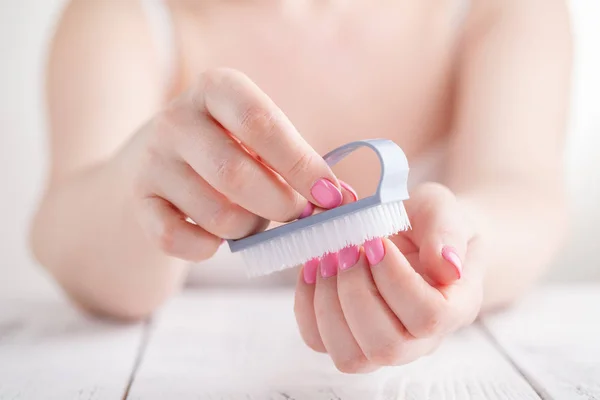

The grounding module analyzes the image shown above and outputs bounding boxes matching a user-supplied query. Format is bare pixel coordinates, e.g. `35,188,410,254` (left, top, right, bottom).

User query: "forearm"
456,180,568,311
30,159,189,320
443,0,571,311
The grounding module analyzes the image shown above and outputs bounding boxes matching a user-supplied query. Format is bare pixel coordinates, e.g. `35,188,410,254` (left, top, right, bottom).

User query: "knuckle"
195,68,245,109
198,67,237,92
411,182,457,218
215,156,253,192
339,281,382,307
208,203,239,235
155,216,179,256
239,105,278,139
141,142,165,170
151,110,193,154
287,151,317,180
334,354,371,374
206,203,265,240
365,338,409,366
414,306,447,338
153,108,184,142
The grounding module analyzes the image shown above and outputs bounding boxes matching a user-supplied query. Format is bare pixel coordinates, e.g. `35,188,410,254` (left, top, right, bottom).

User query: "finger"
153,159,268,239
197,68,343,209
337,247,437,365
137,196,221,262
367,237,460,338
389,234,419,255
340,180,358,203
294,258,326,353
303,179,358,218
166,105,310,223
314,253,375,374
404,183,471,285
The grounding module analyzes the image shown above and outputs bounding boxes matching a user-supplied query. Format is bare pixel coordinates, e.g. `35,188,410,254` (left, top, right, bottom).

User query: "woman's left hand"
294,182,484,373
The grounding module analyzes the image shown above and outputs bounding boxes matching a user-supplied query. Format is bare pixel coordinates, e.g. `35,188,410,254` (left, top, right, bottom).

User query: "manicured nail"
441,246,462,279
320,252,339,278
299,202,314,219
364,238,385,266
303,258,319,284
339,180,358,201
338,245,360,271
311,179,343,209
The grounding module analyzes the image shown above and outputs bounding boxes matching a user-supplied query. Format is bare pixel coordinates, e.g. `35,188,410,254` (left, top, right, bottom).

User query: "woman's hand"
294,182,484,373
118,68,345,262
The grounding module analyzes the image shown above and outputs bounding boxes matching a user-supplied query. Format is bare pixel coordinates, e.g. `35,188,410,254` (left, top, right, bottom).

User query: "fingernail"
338,245,360,271
311,179,343,209
320,252,339,278
364,238,385,266
339,180,358,201
303,258,319,284
299,202,314,219
441,246,462,279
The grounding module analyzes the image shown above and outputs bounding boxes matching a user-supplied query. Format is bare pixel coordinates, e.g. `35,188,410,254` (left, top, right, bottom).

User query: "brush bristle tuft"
240,200,410,277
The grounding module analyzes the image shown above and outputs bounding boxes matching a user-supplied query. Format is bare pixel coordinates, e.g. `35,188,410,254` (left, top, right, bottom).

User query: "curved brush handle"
226,139,409,252
322,139,410,202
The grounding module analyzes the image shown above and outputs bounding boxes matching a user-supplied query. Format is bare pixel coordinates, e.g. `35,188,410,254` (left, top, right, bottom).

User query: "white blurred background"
1,1,599,299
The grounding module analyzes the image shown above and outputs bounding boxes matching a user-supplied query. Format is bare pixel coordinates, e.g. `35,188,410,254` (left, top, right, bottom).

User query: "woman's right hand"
117,68,344,262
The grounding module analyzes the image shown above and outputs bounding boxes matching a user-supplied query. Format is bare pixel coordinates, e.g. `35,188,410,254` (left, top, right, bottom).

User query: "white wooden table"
1,284,599,400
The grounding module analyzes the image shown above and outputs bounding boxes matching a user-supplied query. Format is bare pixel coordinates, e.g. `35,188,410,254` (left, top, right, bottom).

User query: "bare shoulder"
48,0,160,85
458,0,572,75
463,0,572,38
52,0,157,34
46,0,165,182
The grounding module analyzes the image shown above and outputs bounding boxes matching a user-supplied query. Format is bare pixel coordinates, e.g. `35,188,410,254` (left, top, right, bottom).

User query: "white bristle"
240,200,411,277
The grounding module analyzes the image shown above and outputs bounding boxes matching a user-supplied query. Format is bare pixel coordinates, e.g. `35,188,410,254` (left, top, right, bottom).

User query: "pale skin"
30,0,572,373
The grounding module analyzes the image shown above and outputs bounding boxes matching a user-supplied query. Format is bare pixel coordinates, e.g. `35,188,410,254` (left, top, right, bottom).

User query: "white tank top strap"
139,0,177,96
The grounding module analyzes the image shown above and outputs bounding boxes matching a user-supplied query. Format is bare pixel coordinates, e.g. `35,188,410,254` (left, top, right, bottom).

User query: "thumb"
406,183,470,286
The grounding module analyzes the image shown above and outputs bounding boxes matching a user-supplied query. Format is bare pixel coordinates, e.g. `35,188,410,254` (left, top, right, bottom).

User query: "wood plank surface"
127,288,539,400
0,295,145,400
5,285,597,400
481,284,600,400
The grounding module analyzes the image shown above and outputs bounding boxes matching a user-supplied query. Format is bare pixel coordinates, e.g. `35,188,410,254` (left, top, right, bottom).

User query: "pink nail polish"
441,246,462,279
338,245,360,271
364,238,385,266
311,179,343,209
299,202,314,219
320,252,339,278
339,180,358,201
303,258,319,284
